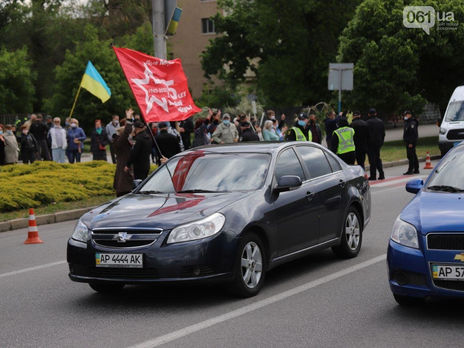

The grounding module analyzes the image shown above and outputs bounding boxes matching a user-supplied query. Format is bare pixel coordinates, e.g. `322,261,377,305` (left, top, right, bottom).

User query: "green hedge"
0,161,116,212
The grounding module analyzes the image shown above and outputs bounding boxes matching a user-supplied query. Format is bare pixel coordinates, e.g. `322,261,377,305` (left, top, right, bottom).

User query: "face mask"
0,131,3,135
65,122,70,127
113,121,118,125
270,117,276,121
6,130,12,135
223,120,230,126
298,120,306,127
71,123,77,128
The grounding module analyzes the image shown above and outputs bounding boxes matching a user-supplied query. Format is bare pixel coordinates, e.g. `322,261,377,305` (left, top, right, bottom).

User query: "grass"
0,195,114,222
381,136,440,163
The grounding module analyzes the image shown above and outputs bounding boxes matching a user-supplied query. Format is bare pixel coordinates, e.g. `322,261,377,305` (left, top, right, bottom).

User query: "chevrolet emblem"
454,253,464,262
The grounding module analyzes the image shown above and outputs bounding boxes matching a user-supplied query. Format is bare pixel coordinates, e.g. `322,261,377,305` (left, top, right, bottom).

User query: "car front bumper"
67,232,237,284
387,239,464,299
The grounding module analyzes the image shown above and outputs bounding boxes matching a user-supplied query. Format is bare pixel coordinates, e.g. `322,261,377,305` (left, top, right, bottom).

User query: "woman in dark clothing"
90,119,108,161
20,125,37,164
113,122,134,197
192,118,210,148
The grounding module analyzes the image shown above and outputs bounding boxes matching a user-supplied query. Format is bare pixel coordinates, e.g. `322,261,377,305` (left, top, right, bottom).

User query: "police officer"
366,108,385,180
285,114,312,141
350,111,369,169
403,110,419,175
330,118,356,164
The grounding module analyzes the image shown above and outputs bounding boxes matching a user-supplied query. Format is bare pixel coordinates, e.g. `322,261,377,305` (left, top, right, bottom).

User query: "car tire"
332,206,363,259
230,233,266,298
393,293,423,306
89,282,125,294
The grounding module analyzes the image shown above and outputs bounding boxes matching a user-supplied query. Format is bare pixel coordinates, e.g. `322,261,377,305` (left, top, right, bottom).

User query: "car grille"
446,128,464,140
90,267,159,279
91,228,162,248
427,233,464,250
433,280,464,292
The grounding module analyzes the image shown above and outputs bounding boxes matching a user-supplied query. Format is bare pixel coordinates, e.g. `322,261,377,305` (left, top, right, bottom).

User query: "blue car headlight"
167,213,226,244
72,219,90,242
391,216,419,249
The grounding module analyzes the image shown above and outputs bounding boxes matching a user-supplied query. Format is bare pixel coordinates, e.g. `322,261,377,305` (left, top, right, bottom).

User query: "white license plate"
96,253,143,268
432,264,464,280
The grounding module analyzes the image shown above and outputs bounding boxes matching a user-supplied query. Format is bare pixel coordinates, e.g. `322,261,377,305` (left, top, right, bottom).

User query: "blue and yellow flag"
80,61,111,103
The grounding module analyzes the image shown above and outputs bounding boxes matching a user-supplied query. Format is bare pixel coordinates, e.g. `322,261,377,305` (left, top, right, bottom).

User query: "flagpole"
68,85,82,119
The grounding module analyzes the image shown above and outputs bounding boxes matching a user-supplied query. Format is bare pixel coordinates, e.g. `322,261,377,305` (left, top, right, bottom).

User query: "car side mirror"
133,179,143,189
405,179,423,194
275,175,302,192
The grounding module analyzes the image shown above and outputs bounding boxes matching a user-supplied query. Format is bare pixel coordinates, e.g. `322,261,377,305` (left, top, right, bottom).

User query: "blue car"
388,143,464,305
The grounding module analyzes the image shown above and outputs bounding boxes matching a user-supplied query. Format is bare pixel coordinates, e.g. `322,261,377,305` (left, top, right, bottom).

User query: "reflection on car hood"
401,191,464,234
82,192,250,230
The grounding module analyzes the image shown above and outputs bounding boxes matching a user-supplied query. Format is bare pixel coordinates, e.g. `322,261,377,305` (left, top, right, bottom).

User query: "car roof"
183,142,324,154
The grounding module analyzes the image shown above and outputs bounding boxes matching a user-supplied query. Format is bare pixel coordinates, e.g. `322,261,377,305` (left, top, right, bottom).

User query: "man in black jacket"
350,111,369,169
366,108,385,180
125,121,153,180
155,122,181,160
179,117,194,150
29,114,51,161
240,121,260,142
403,110,419,175
306,112,322,144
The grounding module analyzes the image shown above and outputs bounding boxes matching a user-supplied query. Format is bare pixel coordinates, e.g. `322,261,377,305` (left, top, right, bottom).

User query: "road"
384,123,438,142
2,161,463,348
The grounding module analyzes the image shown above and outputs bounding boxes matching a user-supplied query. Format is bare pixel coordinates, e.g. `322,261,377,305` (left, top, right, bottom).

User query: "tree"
201,0,361,107
338,0,464,118
0,47,35,114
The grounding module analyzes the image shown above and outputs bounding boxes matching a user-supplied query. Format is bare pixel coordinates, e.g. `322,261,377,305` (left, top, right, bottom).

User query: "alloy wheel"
345,212,360,251
241,241,263,289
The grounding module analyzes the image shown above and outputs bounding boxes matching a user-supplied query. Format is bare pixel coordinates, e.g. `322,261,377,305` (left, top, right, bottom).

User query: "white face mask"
71,123,77,128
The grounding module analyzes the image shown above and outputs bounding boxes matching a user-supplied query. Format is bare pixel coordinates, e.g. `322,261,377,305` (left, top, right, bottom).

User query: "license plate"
432,264,464,280
95,253,143,268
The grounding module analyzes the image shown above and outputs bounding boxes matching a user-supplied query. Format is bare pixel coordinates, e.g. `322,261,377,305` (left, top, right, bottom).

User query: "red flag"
113,47,201,123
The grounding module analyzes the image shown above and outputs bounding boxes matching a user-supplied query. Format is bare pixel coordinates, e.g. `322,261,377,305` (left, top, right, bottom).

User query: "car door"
270,147,320,257
295,146,345,243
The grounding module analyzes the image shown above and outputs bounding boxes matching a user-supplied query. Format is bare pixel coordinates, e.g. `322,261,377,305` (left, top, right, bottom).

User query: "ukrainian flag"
80,61,111,103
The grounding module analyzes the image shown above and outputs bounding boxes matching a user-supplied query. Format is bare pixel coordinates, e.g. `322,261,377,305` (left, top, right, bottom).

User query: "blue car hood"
82,192,250,230
401,191,464,234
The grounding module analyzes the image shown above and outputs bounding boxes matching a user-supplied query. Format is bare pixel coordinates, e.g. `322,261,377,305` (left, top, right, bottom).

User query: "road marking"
129,254,387,348
0,261,66,279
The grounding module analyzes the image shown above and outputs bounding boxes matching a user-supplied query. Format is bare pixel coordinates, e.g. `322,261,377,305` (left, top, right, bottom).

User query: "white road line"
129,254,387,348
0,261,66,279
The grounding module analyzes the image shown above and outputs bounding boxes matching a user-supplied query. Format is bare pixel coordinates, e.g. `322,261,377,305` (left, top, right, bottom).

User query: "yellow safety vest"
334,126,355,154
291,127,312,141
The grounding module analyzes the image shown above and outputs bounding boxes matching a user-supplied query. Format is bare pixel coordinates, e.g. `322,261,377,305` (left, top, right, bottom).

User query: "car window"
426,147,464,191
274,148,305,181
296,146,333,178
325,152,342,172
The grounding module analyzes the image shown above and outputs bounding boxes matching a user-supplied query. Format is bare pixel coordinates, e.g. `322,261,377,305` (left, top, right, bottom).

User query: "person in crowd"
324,111,338,147
262,120,280,141
240,121,260,142
350,111,369,170
403,110,419,175
3,124,19,164
168,121,185,151
48,117,67,163
192,117,210,147
266,110,286,131
212,113,239,144
105,114,119,164
45,115,53,155
330,118,356,164
113,120,134,197
207,109,221,140
307,112,322,144
0,124,5,165
366,108,385,180
285,114,312,141
125,121,152,180
155,122,182,160
179,117,194,150
90,119,108,161
29,113,51,161
66,118,86,163
20,125,37,164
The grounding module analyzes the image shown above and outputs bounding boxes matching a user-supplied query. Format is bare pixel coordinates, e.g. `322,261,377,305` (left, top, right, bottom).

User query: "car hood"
401,191,464,234
82,192,252,230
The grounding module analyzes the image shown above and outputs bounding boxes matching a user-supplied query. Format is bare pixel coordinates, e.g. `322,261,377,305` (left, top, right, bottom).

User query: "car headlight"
72,220,90,242
167,213,225,244
391,217,419,249
439,127,446,135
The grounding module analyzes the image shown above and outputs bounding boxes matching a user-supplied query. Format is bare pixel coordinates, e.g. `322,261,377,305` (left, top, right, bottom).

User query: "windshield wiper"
428,185,464,193
136,190,165,194
177,189,226,193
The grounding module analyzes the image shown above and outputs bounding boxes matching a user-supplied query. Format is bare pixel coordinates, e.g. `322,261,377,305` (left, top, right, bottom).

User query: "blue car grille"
433,280,464,292
427,233,464,250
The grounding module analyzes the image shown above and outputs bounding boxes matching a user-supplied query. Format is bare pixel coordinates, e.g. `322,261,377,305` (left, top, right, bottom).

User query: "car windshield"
426,148,464,192
139,151,271,193
444,101,464,122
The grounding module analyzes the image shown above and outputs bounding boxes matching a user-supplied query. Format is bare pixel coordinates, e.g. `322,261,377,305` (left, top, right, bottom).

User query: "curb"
0,207,95,233
365,155,440,170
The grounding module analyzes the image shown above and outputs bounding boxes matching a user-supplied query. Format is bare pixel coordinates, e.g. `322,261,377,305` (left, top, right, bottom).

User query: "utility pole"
152,0,167,59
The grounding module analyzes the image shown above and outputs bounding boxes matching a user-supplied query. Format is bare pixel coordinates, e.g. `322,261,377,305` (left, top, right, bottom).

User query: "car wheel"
231,233,266,298
89,282,125,294
393,293,423,306
332,207,362,259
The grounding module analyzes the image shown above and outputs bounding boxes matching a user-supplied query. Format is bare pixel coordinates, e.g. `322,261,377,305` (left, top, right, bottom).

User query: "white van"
439,85,464,156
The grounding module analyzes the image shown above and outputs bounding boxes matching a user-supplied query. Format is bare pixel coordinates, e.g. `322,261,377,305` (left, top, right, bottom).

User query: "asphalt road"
2,160,463,348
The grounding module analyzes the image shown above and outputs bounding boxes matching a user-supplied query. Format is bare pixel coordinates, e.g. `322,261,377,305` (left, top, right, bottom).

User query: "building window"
201,18,215,34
